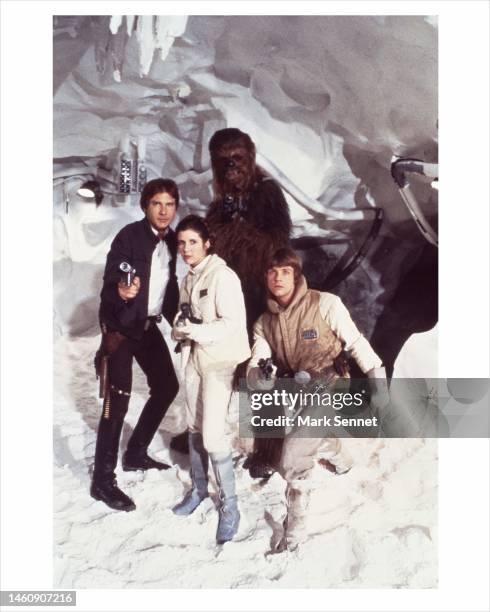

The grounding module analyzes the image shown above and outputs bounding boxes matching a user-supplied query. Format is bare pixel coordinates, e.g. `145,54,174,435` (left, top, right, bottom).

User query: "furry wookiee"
206,128,292,477
206,128,292,332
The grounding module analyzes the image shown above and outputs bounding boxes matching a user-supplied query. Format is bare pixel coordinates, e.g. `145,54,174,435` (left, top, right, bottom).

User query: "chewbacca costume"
204,128,292,477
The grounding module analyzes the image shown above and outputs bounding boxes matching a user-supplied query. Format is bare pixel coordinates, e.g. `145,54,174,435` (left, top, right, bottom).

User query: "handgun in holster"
94,344,109,400
94,326,129,419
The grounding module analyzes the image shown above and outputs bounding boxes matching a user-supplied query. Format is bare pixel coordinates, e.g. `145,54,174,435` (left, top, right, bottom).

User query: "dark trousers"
93,322,179,482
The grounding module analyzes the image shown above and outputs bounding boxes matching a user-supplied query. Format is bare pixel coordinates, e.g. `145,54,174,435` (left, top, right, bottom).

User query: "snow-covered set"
53,15,438,588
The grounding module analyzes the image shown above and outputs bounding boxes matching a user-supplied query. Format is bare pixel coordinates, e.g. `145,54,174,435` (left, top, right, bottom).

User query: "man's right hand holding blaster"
94,262,140,401
246,356,277,391
118,261,140,302
118,277,140,301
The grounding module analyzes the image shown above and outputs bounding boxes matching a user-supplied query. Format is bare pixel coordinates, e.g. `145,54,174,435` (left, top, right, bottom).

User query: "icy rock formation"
53,15,438,370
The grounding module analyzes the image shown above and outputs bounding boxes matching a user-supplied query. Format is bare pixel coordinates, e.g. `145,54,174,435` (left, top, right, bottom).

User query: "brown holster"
94,326,127,402
94,349,109,399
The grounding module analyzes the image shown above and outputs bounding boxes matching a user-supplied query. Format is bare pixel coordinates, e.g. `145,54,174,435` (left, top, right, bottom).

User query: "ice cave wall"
53,15,438,371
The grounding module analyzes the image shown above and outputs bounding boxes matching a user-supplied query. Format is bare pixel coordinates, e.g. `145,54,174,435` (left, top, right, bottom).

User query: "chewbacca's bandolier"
206,173,291,331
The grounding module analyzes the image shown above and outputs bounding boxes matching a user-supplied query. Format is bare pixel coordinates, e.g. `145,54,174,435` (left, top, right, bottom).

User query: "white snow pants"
279,437,353,481
184,354,236,454
278,437,354,549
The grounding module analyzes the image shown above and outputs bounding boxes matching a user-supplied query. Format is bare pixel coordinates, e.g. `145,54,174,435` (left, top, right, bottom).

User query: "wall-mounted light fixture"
54,142,147,215
77,180,104,205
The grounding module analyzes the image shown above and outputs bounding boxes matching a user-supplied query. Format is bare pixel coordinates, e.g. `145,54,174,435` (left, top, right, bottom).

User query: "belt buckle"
144,315,162,331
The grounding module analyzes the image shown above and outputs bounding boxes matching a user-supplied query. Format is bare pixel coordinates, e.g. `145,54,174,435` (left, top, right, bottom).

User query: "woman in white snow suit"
171,215,250,544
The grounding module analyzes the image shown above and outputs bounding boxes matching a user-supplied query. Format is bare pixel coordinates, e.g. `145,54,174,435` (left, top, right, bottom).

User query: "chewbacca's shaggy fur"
207,131,293,473
206,174,291,286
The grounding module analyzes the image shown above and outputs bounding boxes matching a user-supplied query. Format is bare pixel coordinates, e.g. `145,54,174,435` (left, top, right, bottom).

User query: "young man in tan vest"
247,248,388,551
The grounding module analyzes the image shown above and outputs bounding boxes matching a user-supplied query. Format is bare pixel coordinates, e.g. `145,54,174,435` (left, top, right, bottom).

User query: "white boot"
210,452,240,544
172,433,209,515
274,479,312,552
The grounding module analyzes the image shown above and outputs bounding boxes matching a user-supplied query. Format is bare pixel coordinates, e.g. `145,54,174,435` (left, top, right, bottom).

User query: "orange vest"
260,277,343,376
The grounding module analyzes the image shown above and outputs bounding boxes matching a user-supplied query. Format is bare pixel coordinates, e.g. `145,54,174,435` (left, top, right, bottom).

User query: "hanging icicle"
93,15,188,81
154,15,188,62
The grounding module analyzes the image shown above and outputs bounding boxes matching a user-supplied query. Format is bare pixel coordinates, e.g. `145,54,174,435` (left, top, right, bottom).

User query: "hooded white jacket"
175,254,250,372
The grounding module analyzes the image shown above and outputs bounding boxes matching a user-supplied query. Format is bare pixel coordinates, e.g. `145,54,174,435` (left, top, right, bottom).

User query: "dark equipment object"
93,328,127,402
170,431,189,454
119,158,132,193
258,357,274,380
293,207,384,292
244,438,283,480
94,348,109,399
322,207,383,290
247,357,282,479
119,261,136,287
390,157,438,247
174,303,203,355
222,193,249,218
177,302,203,325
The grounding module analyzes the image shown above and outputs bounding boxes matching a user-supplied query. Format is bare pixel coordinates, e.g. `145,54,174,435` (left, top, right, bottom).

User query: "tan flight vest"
260,276,343,377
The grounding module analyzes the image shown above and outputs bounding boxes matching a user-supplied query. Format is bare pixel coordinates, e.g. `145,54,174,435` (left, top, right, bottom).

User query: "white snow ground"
54,333,437,589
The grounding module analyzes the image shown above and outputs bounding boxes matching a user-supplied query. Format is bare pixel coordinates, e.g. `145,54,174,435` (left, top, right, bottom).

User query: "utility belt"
100,313,162,336
144,314,162,331
277,351,350,383
277,365,340,383
94,314,161,418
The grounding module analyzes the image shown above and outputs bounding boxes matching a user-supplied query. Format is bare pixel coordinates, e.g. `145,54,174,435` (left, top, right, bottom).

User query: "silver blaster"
119,262,136,287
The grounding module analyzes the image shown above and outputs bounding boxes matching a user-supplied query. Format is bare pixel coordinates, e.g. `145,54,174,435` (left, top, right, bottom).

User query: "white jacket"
175,254,250,372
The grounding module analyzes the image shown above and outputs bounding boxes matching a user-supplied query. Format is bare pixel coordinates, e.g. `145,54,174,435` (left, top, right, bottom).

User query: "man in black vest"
91,178,180,512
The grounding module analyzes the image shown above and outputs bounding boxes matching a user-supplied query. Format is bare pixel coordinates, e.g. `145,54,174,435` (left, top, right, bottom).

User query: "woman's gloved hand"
171,320,189,342
175,322,214,346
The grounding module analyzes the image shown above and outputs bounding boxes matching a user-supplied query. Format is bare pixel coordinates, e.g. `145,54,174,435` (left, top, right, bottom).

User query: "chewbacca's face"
213,145,254,193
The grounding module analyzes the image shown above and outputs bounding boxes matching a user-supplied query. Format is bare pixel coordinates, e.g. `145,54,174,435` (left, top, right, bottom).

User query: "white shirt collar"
189,254,211,275
150,225,169,238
